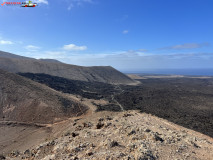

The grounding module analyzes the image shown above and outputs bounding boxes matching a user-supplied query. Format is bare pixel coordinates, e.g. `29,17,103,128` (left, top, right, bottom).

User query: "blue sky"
0,0,213,72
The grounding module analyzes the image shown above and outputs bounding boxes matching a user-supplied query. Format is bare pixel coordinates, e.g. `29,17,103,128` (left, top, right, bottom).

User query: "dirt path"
111,94,124,111
109,85,125,111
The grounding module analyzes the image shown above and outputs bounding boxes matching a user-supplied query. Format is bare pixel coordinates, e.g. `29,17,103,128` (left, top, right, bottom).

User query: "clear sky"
0,0,213,72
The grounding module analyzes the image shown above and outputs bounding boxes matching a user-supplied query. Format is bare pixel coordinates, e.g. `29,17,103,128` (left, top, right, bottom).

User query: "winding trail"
111,94,124,111
111,85,125,111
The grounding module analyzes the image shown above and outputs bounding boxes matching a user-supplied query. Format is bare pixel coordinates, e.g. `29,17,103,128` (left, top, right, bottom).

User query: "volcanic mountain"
0,51,135,84
0,69,88,124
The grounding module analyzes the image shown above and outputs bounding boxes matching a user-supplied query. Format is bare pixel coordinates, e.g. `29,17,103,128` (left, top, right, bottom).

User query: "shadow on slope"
0,51,135,84
19,73,213,137
0,70,88,124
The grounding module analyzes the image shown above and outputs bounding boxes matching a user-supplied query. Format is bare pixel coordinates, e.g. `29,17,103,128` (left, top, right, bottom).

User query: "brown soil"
3,109,213,159
0,69,88,124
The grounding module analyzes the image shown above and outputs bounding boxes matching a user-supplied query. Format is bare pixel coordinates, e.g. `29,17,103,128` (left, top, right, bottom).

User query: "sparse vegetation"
19,73,116,100
0,154,5,160
20,73,213,137
115,78,213,137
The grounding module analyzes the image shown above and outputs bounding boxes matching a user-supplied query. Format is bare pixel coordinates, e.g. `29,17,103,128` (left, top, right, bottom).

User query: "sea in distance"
125,68,213,76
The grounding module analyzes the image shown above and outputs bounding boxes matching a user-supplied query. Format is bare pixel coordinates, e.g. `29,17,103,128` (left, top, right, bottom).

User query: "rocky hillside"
0,69,88,124
4,110,213,160
0,51,135,84
39,59,62,63
18,73,213,138
0,51,32,59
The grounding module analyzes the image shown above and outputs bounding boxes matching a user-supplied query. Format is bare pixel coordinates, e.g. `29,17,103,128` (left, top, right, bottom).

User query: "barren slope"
1,92,212,159
4,109,213,160
0,51,135,84
0,69,88,124
19,73,213,138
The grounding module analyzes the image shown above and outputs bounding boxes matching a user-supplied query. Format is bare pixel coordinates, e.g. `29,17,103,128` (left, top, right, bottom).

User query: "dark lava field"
19,73,213,137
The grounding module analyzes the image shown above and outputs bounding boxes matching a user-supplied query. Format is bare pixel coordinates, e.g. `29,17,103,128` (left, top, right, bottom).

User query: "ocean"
126,68,213,76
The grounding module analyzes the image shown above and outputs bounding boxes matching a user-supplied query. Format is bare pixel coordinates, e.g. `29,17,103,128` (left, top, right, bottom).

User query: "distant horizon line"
122,68,213,76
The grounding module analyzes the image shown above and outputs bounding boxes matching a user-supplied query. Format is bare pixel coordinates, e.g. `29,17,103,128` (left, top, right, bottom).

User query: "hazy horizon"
2,50,213,76
122,68,213,76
